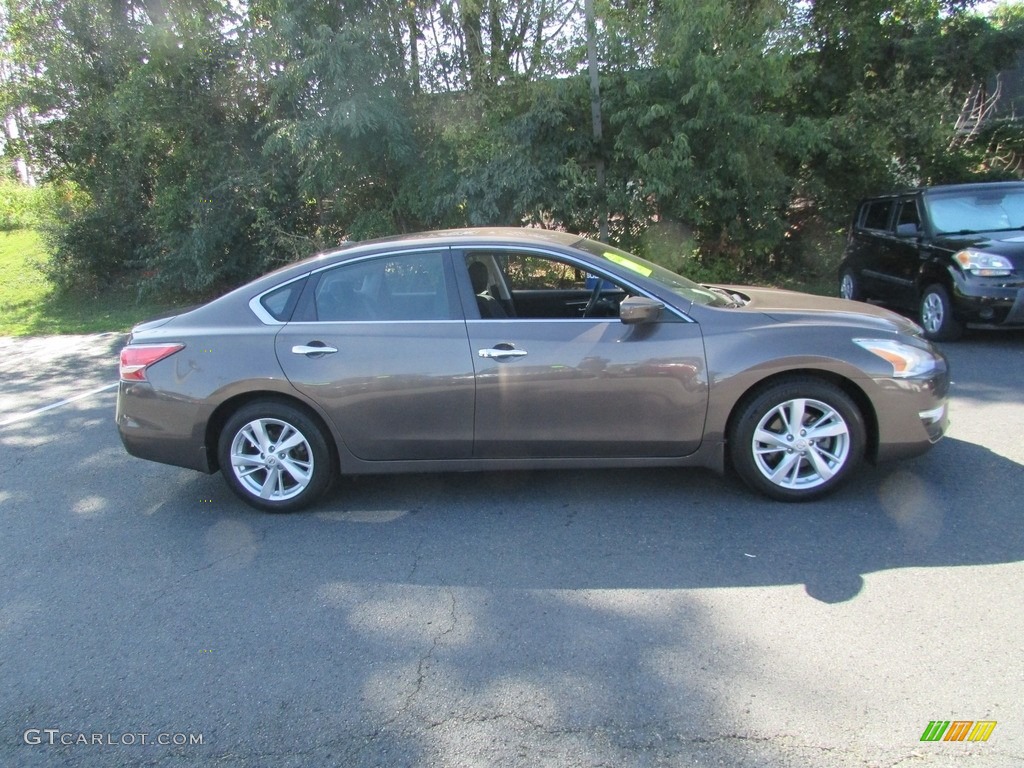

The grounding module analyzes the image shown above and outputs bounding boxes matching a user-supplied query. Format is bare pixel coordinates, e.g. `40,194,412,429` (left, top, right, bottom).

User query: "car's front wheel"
218,401,334,512
729,379,865,502
919,284,963,341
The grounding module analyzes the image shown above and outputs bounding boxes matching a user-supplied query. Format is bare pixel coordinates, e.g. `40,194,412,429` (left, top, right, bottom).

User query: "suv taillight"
120,344,184,381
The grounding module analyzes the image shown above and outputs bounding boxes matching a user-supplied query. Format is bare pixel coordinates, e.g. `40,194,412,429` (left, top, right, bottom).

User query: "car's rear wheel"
218,401,334,512
839,269,862,301
729,379,865,502
919,284,963,341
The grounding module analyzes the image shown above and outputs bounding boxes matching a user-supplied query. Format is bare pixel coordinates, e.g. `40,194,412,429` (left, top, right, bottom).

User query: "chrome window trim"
307,246,451,276
251,242,695,324
278,319,467,326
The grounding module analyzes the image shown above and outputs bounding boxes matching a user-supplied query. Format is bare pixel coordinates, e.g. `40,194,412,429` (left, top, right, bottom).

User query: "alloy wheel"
230,417,315,501
750,397,852,491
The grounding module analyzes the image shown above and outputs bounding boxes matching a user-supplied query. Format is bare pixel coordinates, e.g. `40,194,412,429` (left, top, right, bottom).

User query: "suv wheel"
839,269,862,301
919,284,963,342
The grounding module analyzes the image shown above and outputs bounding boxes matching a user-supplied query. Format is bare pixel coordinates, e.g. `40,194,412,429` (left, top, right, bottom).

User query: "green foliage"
437,79,599,231
0,227,177,335
603,0,821,275
2,0,1023,300
797,0,1024,221
0,180,45,229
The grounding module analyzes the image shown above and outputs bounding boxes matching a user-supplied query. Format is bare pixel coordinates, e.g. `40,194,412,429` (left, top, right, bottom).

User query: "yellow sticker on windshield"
604,252,653,277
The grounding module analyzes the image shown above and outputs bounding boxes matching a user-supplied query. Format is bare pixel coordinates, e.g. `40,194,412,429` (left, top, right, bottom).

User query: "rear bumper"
116,382,213,473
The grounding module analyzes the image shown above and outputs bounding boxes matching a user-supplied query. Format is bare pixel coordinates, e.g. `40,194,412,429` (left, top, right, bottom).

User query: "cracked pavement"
1,331,1023,767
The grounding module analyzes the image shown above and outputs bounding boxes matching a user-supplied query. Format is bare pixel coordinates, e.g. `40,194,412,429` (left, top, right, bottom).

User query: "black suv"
839,181,1024,340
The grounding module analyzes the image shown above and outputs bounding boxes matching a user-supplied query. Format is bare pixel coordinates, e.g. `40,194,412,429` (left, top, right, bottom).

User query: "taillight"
119,343,185,381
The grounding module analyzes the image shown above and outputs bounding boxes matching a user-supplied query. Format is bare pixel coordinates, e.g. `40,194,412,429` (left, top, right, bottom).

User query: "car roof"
275,227,589,276
232,227,592,298
316,227,586,259
920,180,1024,196
861,180,1024,202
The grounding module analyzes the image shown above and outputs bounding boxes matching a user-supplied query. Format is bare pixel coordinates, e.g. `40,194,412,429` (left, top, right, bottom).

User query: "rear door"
880,196,924,309
850,197,901,300
275,248,475,461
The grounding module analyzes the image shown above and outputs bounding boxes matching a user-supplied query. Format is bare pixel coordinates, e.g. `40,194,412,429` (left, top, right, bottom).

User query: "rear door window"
861,199,895,231
314,251,459,322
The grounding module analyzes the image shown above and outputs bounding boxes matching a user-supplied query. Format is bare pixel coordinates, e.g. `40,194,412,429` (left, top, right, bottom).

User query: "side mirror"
619,296,664,325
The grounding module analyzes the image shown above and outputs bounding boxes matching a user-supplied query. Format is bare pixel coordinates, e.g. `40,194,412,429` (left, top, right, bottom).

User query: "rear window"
314,251,455,321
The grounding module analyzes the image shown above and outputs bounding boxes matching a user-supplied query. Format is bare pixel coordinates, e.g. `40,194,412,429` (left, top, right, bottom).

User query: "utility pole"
585,0,608,242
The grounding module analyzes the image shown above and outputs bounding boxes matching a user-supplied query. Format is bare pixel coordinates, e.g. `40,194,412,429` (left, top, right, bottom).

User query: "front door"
459,250,708,459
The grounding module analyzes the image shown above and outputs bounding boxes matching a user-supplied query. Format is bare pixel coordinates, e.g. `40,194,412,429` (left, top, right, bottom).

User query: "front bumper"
869,362,950,463
951,276,1024,327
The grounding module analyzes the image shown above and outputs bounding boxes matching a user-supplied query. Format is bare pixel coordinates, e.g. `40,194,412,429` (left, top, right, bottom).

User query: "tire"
839,269,862,301
919,284,963,342
729,379,865,502
217,401,334,512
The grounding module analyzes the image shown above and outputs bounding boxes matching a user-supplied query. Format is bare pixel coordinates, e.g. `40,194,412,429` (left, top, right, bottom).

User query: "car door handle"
478,346,528,360
292,343,338,356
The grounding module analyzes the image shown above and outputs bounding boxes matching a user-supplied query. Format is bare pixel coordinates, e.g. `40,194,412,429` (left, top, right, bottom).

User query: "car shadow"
3,331,1019,608
148,431,1021,604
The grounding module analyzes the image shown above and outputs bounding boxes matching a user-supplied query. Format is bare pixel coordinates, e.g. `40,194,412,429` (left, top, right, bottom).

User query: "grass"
0,229,176,336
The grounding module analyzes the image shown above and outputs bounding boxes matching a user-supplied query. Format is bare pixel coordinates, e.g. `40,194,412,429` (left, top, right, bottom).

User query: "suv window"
895,199,921,237
926,189,1024,233
861,199,894,231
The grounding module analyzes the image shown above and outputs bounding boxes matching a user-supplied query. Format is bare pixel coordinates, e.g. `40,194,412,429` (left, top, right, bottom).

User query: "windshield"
573,239,736,307
926,188,1024,234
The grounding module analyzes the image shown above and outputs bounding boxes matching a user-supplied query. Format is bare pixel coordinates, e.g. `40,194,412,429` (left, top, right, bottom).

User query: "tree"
798,0,1024,219
600,0,817,271
2,0,1022,296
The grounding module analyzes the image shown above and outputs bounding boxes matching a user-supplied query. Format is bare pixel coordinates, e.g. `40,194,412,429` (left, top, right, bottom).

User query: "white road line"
0,382,120,427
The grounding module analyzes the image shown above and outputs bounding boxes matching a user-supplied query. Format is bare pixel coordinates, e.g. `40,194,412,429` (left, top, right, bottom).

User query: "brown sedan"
117,228,949,511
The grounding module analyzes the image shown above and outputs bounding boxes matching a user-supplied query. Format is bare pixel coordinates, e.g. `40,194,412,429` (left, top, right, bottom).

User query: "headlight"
954,249,1013,277
853,339,940,378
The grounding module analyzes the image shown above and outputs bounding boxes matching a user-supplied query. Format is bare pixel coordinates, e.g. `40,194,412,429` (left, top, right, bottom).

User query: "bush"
0,180,45,230
0,180,87,233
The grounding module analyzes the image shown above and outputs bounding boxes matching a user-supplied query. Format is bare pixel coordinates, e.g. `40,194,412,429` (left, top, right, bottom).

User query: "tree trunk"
585,0,607,241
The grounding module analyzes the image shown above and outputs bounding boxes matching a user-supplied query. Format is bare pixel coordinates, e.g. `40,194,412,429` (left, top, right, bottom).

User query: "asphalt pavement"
1,329,1022,767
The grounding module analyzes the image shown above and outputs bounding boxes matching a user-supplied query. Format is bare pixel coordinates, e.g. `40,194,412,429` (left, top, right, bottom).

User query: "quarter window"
259,279,304,322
